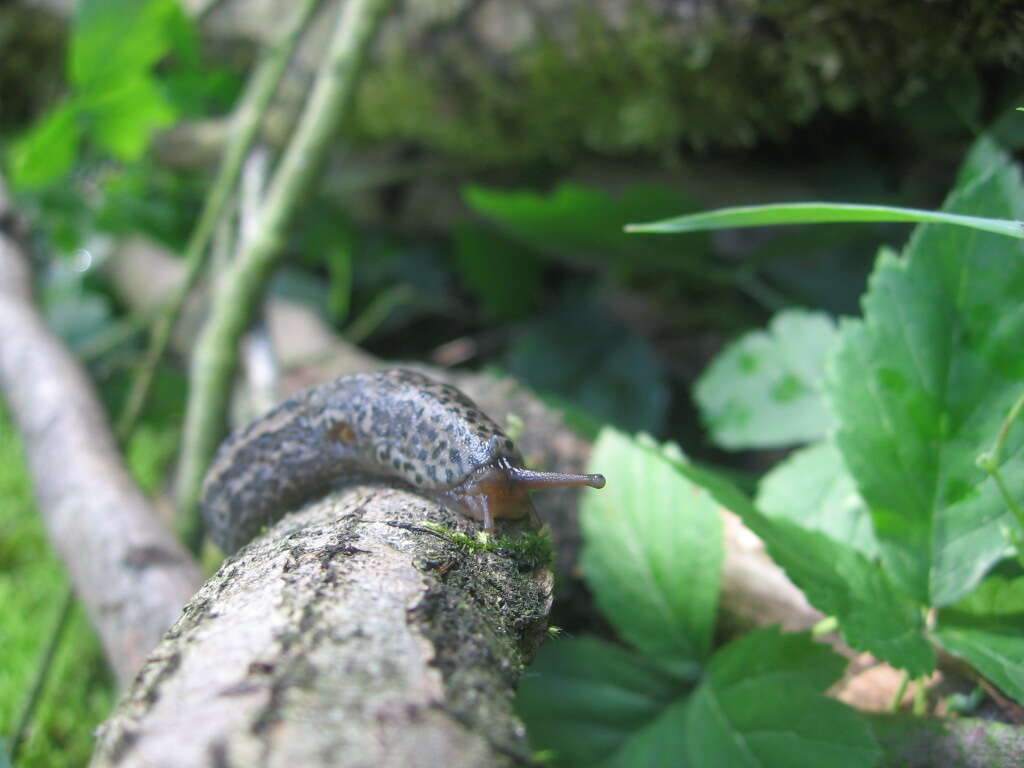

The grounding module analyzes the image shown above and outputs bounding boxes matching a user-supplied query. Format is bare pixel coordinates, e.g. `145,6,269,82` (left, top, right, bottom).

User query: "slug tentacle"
200,369,606,552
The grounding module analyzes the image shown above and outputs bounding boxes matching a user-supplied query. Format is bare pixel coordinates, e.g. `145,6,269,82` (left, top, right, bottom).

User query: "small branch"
92,486,551,767
976,390,1024,554
116,0,322,439
175,0,393,549
0,226,202,685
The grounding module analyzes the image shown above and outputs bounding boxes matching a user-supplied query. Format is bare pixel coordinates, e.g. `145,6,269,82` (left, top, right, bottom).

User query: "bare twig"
116,0,322,439
175,0,393,549
0,227,202,685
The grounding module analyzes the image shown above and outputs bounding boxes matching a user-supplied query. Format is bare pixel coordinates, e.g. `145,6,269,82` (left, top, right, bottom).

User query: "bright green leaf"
827,148,1024,605
580,428,723,665
756,440,877,558
935,575,1024,705
505,294,668,433
79,75,176,160
627,202,1024,240
656,458,934,675
8,101,82,189
685,628,880,768
517,636,693,768
452,224,543,320
744,516,934,676
71,0,184,90
464,182,712,272
695,310,836,449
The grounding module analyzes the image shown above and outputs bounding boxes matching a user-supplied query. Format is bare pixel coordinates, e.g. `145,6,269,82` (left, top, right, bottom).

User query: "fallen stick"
0,218,202,685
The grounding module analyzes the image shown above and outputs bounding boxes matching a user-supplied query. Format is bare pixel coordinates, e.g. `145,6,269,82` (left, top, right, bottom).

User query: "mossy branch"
174,0,393,549
116,0,322,439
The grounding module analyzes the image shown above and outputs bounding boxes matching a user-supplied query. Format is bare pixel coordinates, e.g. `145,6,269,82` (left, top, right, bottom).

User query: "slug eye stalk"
507,467,607,492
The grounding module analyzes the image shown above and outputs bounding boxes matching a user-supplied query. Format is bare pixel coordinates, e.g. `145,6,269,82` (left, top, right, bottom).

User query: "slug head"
442,456,606,531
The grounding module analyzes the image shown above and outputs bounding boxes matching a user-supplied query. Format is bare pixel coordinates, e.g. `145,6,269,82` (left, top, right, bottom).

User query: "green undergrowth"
352,1,1017,164
0,409,115,766
420,522,554,571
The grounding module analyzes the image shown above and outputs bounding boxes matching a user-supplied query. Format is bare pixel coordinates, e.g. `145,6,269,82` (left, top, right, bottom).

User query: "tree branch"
0,209,202,686
92,487,551,767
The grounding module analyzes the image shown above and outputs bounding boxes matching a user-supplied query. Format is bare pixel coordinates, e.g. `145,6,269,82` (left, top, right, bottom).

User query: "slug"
200,369,606,554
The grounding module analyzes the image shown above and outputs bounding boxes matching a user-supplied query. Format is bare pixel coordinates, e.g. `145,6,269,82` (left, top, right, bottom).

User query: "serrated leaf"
463,182,711,271
517,637,693,768
695,310,836,449
8,101,82,189
657,457,934,676
684,628,880,768
756,439,877,558
452,223,542,320
580,428,723,664
827,148,1024,606
505,294,668,433
935,575,1024,705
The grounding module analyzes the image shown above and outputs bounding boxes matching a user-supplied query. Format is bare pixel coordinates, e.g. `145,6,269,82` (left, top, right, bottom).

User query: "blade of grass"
625,202,1024,240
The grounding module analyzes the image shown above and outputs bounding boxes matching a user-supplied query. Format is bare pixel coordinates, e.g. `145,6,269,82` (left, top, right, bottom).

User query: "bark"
0,209,202,685
869,714,1024,768
91,485,552,768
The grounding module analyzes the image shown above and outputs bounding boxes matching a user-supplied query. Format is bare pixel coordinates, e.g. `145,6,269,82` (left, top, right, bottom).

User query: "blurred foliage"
0,409,115,767
353,1,1022,164
504,292,668,434
462,182,711,275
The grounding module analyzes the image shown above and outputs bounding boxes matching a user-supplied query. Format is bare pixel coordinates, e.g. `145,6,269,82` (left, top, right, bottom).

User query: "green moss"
350,1,1021,165
420,522,554,571
0,409,115,766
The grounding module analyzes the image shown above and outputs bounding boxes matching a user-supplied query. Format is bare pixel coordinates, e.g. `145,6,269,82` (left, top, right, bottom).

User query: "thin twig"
976,390,1024,552
116,0,322,439
175,0,394,550
6,585,74,764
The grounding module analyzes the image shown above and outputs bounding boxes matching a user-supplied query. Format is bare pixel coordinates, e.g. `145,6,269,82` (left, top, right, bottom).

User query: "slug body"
201,369,605,553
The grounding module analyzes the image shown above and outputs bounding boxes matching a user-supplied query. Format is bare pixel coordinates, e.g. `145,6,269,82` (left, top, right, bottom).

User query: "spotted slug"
200,369,606,554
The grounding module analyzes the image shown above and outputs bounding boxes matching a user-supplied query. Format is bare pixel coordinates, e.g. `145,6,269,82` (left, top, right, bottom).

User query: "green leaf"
626,202,1024,240
517,636,693,768
956,135,1010,188
756,440,877,558
935,575,1024,705
745,516,934,676
464,182,712,272
656,457,934,676
685,629,880,768
580,428,723,665
8,101,82,189
827,150,1024,605
452,224,543,320
71,0,184,90
694,310,836,449
504,293,668,433
594,697,692,768
79,74,176,161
